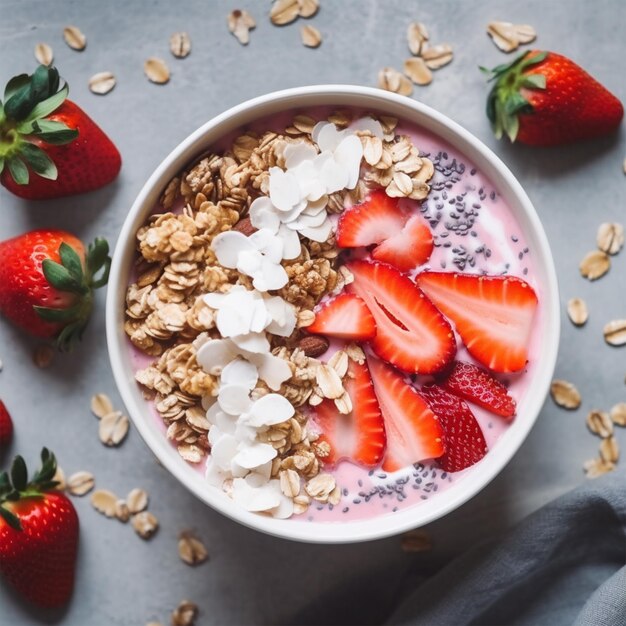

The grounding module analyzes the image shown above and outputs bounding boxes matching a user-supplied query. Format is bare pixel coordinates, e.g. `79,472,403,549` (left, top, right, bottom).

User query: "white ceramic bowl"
106,85,560,544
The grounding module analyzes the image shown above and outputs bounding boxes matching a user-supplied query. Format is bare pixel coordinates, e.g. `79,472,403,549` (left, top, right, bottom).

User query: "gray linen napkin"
387,471,626,626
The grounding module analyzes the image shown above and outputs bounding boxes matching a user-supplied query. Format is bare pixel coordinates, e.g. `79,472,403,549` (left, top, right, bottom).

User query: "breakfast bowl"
106,85,560,544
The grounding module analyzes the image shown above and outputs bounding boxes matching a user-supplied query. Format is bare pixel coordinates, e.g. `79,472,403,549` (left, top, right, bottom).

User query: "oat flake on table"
228,10,256,45
579,250,610,280
301,25,322,48
34,43,53,66
144,57,170,84
170,31,191,58
550,379,581,409
89,72,116,95
63,25,86,50
567,298,588,326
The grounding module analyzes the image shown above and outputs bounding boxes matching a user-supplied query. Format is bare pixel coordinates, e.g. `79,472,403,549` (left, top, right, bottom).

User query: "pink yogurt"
127,109,542,523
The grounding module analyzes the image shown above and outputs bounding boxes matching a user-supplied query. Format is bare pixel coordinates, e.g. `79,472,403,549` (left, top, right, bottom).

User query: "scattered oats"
144,58,170,84
132,511,159,539
293,493,310,514
53,466,66,491
334,390,353,415
403,57,433,86
67,471,95,496
596,222,624,255
91,393,114,419
115,499,130,523
579,250,610,280
301,25,322,48
623,157,626,175
316,364,344,399
401,530,432,553
487,22,536,53
346,343,366,364
600,436,619,464
171,600,198,626
550,379,581,409
328,350,349,378
228,10,256,45
610,402,626,426
378,67,413,96
298,0,319,18
603,319,626,346
328,485,342,505
170,32,191,58
305,473,335,501
584,457,615,479
146,622,163,626
296,310,316,328
91,489,118,517
89,71,116,95
363,135,384,166
567,298,588,326
407,22,429,55
586,410,613,438
34,43,53,66
99,411,130,446
63,25,86,51
33,344,54,368
126,487,149,514
178,531,209,566
279,469,301,498
422,44,453,70
270,0,299,25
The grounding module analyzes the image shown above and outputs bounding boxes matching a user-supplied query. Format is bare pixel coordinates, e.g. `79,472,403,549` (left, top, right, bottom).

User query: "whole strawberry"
0,229,110,350
0,448,79,607
484,50,623,145
0,402,13,447
0,65,121,199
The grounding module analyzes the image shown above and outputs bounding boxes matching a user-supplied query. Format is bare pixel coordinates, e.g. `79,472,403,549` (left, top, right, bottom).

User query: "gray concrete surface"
1,1,625,624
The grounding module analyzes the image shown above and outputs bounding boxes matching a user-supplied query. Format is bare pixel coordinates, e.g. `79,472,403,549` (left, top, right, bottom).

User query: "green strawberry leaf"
0,472,10,494
26,119,78,145
30,65,52,104
0,506,22,531
6,156,29,185
10,456,27,492
59,242,84,282
87,238,111,288
0,156,4,176
4,73,29,101
42,259,85,294
19,143,58,180
24,84,68,123
33,304,80,323
521,74,547,90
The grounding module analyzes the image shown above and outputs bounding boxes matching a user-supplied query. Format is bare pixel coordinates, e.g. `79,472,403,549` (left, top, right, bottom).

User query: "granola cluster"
124,110,435,512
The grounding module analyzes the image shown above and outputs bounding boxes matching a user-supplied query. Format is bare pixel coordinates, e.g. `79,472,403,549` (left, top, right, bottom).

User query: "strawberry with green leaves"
0,229,110,350
0,448,79,608
0,65,121,199
483,50,623,146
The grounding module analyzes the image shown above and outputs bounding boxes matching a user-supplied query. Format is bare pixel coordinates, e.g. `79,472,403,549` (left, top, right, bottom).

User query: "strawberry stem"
0,448,59,531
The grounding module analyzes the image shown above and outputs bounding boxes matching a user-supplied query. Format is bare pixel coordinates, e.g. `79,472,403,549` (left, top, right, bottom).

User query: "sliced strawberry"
336,189,407,247
420,384,488,472
347,260,456,374
367,356,444,472
313,358,386,468
416,272,538,373
442,361,516,419
371,215,434,271
307,292,376,340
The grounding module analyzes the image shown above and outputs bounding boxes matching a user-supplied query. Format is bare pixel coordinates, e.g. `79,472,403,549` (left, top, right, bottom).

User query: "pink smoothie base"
127,108,542,524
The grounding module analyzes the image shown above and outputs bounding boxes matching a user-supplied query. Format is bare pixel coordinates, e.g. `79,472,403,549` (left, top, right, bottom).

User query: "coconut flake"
319,156,350,194
249,196,281,231
284,142,318,168
299,217,333,242
248,393,295,427
233,442,277,469
269,167,302,211
334,134,363,189
217,384,252,415
230,331,271,354
314,122,346,152
247,352,293,390
279,225,302,259
212,231,255,268
249,228,284,263
350,117,384,139
196,338,238,375
269,482,295,519
252,259,289,291
210,433,239,469
264,295,296,337
221,358,259,390
205,458,228,488
232,477,281,512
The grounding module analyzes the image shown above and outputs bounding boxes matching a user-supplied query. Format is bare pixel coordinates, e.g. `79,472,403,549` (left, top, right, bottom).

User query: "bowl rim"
106,84,560,544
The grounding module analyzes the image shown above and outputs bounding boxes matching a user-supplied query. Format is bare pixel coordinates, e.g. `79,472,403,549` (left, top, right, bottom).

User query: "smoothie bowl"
106,86,559,543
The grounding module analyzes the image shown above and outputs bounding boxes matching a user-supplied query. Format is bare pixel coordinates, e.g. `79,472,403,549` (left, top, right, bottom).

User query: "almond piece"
297,335,329,357
232,217,257,236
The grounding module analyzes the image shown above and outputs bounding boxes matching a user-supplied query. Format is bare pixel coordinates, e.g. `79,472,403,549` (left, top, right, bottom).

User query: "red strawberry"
0,65,121,199
0,448,79,607
0,229,110,349
313,357,386,468
367,356,444,472
484,50,623,146
416,271,538,373
347,260,456,374
441,361,516,419
0,401,13,447
371,214,433,271
336,189,407,247
420,384,487,472
307,292,376,340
